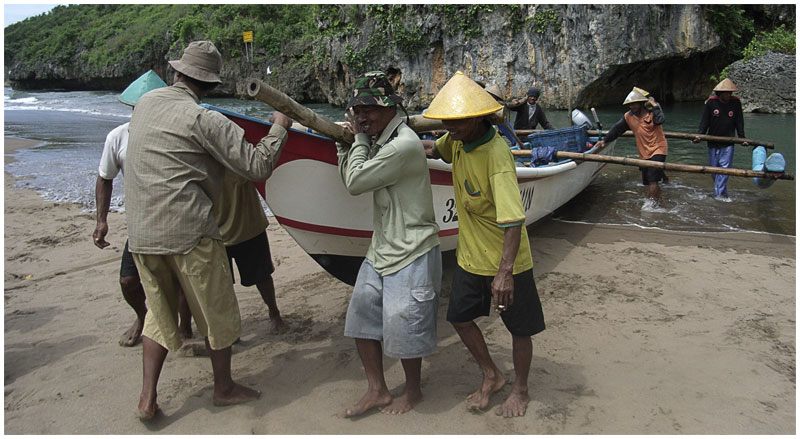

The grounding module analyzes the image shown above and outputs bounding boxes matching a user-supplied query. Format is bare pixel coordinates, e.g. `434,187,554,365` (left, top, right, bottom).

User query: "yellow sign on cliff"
243,31,253,43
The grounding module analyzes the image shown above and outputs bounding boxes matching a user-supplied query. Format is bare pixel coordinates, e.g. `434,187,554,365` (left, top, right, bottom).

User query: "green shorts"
133,238,241,351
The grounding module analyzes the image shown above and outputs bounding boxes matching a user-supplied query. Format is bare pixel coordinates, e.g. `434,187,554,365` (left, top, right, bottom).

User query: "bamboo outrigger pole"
515,128,774,149
510,150,794,180
247,78,506,141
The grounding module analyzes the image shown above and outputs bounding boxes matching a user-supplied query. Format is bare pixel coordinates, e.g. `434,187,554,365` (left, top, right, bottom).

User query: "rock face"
726,52,796,114
310,5,728,110
5,5,796,113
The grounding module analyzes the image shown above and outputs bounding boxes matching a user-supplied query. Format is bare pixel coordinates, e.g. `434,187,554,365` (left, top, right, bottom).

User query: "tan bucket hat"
423,72,502,120
713,78,739,92
169,40,223,84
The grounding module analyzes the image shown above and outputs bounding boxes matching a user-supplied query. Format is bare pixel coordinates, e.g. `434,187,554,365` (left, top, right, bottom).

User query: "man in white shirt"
92,70,193,346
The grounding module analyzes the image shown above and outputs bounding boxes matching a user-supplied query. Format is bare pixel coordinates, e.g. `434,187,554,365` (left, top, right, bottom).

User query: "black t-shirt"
698,96,745,148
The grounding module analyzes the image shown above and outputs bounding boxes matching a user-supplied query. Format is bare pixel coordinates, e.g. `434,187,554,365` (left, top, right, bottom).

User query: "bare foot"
119,319,143,347
344,388,392,418
466,373,506,412
137,403,159,422
213,383,261,407
380,390,422,415
495,389,529,418
137,393,159,422
269,315,289,334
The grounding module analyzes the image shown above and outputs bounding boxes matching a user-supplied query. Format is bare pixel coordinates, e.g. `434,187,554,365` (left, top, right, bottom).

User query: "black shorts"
640,154,667,184
446,266,545,337
225,231,275,287
120,240,138,278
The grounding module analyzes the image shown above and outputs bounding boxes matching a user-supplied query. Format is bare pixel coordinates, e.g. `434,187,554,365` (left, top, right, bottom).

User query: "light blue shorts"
343,245,442,359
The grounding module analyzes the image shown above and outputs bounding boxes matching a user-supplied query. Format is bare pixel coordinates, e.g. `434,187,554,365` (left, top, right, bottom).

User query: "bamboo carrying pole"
515,128,774,149
248,78,507,142
248,78,354,144
659,131,773,148
510,150,794,180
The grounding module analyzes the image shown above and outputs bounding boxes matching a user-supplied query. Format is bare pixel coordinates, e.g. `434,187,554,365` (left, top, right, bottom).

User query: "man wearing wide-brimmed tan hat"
124,40,294,421
421,72,546,418
691,78,747,200
338,71,441,418
597,87,669,206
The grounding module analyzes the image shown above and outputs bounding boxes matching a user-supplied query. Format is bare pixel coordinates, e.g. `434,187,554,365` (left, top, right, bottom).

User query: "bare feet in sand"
119,319,143,347
495,389,529,418
137,393,159,422
269,314,289,334
344,388,392,418
213,383,261,407
380,390,422,415
466,373,506,411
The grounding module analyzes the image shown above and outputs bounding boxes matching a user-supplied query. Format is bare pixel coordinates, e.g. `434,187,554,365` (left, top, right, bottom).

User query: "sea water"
3,86,796,236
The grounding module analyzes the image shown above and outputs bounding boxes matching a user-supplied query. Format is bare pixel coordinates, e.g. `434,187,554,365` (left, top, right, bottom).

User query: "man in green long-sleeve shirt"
337,71,441,417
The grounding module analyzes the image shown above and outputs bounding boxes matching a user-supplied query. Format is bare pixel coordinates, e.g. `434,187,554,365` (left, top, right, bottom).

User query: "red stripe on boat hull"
275,216,458,238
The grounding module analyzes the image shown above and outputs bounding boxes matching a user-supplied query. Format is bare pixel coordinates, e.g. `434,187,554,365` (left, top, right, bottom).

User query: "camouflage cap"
347,71,402,109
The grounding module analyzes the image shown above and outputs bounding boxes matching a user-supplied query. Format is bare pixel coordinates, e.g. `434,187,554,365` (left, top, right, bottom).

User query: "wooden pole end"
247,79,260,97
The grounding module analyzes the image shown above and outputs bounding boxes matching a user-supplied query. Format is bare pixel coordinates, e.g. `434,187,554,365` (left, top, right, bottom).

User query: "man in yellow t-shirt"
422,72,545,418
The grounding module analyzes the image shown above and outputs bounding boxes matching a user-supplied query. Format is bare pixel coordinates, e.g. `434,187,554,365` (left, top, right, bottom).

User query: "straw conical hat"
119,70,168,106
623,89,648,105
713,78,739,92
632,86,650,97
485,84,504,101
423,72,503,120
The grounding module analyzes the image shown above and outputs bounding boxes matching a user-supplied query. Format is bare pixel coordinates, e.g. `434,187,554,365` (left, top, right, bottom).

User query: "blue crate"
526,126,588,153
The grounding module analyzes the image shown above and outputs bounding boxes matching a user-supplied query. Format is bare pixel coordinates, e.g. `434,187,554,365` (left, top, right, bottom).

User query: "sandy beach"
4,136,795,434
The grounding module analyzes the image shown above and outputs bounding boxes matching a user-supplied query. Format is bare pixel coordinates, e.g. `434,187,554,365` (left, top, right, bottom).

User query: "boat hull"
208,105,613,285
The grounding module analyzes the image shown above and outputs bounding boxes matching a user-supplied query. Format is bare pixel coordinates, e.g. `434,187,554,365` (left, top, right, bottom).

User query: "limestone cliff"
5,4,795,113
726,52,796,114
309,5,726,110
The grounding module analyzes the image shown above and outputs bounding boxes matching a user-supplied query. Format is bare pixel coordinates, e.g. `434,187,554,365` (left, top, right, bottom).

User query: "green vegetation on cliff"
4,4,319,68
5,5,190,66
742,24,796,59
5,4,570,72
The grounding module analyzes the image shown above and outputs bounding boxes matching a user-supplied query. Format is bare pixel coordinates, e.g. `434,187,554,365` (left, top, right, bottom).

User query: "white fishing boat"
207,105,614,284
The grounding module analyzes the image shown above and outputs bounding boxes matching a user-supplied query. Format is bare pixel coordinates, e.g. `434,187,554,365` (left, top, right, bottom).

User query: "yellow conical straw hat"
713,78,739,92
423,72,503,120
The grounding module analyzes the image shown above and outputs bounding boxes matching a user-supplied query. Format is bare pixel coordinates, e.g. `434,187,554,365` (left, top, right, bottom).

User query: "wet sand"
4,137,795,434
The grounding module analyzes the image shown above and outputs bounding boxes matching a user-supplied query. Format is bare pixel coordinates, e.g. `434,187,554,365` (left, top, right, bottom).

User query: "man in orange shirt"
597,88,668,206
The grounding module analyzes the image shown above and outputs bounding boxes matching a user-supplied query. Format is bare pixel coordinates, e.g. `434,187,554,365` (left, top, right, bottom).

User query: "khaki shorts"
133,238,241,351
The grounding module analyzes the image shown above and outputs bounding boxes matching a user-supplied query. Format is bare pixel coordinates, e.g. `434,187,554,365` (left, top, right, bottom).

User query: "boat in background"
205,104,614,285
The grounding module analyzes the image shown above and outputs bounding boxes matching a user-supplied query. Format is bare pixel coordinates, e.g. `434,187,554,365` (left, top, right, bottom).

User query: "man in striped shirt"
125,40,292,420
